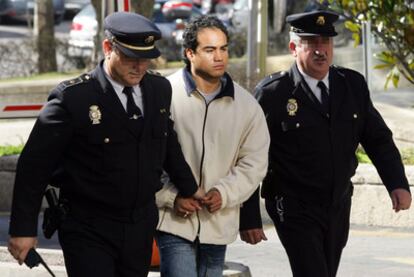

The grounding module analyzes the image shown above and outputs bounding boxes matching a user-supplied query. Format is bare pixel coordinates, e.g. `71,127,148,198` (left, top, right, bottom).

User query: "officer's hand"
201,189,222,213
174,196,202,218
8,237,38,265
240,228,268,245
390,188,412,212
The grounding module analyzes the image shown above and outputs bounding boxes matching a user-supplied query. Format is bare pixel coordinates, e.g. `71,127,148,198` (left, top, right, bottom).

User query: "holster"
42,188,68,239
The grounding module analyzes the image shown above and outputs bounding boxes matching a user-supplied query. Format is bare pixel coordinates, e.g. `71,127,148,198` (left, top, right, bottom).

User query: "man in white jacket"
155,15,270,277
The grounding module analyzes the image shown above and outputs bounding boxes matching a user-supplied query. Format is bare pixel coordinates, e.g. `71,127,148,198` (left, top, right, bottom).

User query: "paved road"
227,224,414,277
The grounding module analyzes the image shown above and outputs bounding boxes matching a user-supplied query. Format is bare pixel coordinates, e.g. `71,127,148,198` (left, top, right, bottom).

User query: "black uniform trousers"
265,196,351,277
58,202,158,277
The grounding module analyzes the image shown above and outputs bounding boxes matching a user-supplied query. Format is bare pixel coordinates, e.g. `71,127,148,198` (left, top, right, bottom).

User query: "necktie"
317,81,330,114
122,86,142,119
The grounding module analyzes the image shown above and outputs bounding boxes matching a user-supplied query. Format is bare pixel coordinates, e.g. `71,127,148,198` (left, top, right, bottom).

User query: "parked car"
0,0,9,22
0,0,65,24
154,0,202,61
68,0,202,62
67,2,96,60
64,0,90,18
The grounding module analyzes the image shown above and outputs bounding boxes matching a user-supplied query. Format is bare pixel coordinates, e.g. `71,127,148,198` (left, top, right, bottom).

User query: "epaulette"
146,69,163,77
332,64,361,78
253,71,288,95
332,64,345,70
62,73,91,88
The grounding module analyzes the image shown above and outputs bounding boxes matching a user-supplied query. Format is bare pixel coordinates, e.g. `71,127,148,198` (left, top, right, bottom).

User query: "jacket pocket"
87,127,128,170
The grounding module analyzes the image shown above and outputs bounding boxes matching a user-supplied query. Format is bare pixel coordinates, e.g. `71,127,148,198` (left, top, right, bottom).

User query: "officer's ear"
289,41,297,57
102,39,113,57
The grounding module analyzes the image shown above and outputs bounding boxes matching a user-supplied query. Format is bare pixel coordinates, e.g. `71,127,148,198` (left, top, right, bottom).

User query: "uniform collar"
103,60,141,94
296,64,330,92
182,67,235,99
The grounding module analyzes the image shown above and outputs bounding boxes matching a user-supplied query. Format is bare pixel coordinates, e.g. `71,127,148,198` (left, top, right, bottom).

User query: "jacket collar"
91,60,127,118
290,63,328,116
290,63,319,104
182,67,235,99
289,63,349,119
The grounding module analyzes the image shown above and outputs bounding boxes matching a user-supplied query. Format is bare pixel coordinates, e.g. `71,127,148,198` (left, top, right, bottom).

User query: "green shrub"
356,146,414,165
0,144,24,157
401,148,414,165
356,147,372,164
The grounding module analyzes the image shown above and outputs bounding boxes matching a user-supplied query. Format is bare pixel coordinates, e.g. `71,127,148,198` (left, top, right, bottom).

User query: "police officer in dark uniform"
8,12,203,277
255,10,412,277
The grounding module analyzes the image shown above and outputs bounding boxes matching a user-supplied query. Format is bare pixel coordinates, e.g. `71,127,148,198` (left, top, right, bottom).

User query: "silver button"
164,132,168,136
353,113,358,118
104,138,110,143
296,123,300,128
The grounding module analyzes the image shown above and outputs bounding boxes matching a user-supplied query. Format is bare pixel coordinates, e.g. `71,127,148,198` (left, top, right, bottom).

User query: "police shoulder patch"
146,69,162,77
253,71,288,95
62,73,91,88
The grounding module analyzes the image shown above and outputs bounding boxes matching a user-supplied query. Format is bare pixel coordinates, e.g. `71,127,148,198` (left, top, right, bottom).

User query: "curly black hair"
182,15,229,68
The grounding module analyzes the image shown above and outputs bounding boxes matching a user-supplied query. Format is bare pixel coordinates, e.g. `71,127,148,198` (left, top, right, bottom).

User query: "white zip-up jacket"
156,68,270,245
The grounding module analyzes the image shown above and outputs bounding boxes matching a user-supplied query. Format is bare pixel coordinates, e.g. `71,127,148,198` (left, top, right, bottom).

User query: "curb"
0,69,179,106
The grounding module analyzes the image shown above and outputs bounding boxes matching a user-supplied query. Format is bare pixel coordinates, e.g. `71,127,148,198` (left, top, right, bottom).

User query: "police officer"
255,10,412,277
8,12,202,277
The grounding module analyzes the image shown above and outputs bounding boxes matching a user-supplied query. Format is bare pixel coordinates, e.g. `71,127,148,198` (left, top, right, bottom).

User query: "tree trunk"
36,0,57,73
90,0,103,69
131,0,154,19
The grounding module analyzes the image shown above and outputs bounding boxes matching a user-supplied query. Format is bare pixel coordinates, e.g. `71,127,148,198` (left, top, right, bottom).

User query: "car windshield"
78,3,95,17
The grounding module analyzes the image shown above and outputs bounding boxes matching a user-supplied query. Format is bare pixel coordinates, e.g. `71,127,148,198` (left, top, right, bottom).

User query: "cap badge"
145,36,154,44
89,105,102,124
316,16,325,26
287,99,298,116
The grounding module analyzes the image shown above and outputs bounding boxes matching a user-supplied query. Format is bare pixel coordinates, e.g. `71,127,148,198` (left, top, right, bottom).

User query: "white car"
67,3,97,60
64,0,90,17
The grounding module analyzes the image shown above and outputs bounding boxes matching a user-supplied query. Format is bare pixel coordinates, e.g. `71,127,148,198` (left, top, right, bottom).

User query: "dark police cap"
286,10,339,37
104,12,162,59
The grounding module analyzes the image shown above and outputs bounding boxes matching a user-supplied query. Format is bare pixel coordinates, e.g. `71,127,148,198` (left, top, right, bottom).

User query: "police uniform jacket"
256,63,410,206
9,61,198,237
